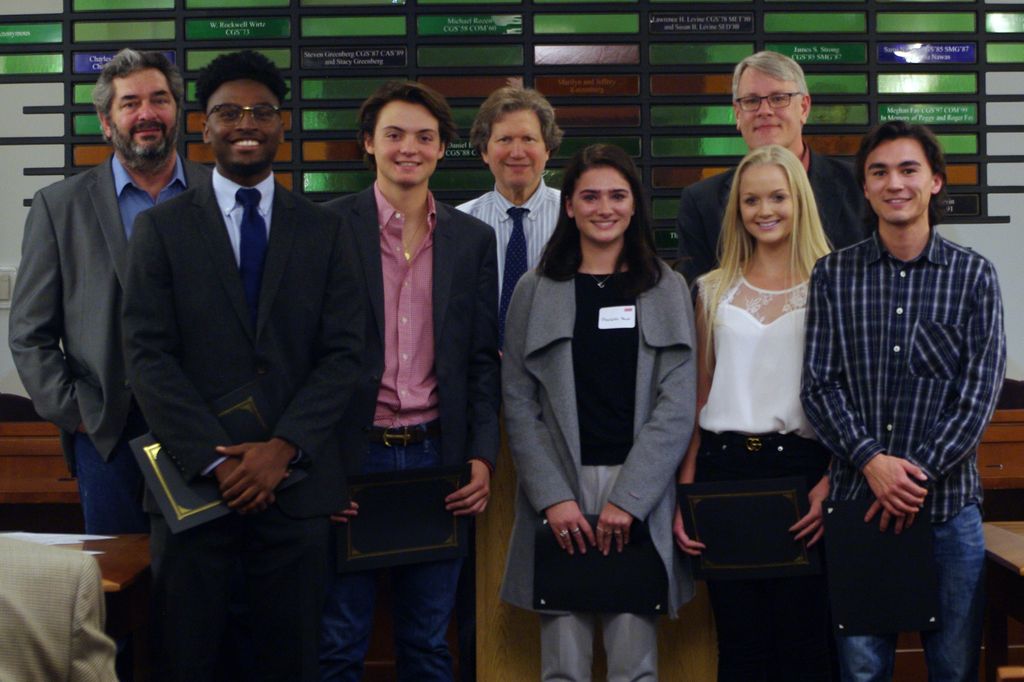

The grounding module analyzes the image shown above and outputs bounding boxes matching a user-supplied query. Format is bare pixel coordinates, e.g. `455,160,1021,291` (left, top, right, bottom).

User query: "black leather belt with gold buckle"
367,421,441,447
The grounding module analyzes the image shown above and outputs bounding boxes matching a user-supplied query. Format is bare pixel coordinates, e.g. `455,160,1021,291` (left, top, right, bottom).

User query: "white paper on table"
0,532,115,545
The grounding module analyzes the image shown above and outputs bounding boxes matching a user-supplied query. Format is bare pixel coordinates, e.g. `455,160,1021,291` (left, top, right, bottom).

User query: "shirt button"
893,345,901,353
896,307,904,315
899,271,907,278
886,424,893,431
401,353,408,361
395,212,402,219
401,317,408,324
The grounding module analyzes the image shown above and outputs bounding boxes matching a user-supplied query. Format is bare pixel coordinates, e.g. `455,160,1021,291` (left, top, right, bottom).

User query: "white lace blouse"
698,277,816,438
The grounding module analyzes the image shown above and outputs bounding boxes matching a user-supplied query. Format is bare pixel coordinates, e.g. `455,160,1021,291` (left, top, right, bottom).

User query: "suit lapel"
192,182,255,342
432,204,456,345
352,188,386,346
89,159,130,288
256,186,296,337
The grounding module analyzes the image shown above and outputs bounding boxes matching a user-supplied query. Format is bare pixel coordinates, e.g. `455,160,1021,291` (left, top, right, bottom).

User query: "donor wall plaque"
534,75,640,96
650,13,753,35
879,103,977,125
301,47,407,68
766,43,867,64
185,18,291,40
878,43,976,64
417,15,522,36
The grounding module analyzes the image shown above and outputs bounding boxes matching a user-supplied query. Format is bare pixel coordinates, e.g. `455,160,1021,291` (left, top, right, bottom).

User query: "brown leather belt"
367,420,441,447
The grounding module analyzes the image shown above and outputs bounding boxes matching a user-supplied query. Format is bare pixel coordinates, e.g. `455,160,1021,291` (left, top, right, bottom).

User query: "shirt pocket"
908,318,963,381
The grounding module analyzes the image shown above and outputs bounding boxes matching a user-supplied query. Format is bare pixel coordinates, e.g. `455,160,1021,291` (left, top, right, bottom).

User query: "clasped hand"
214,437,295,515
545,500,633,556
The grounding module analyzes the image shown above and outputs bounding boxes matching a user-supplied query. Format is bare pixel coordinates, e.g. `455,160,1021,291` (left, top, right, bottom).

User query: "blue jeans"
319,435,463,682
74,432,148,535
836,503,985,682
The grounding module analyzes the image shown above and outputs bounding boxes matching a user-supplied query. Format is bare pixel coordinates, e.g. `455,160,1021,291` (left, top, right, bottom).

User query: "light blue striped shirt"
458,181,561,299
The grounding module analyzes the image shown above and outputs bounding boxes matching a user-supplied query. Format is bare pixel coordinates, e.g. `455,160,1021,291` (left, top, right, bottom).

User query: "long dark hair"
538,144,661,296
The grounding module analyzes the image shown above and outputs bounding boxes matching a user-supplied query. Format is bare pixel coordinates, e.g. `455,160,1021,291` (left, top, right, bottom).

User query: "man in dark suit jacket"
122,51,364,682
9,49,209,534
319,81,501,682
675,51,866,284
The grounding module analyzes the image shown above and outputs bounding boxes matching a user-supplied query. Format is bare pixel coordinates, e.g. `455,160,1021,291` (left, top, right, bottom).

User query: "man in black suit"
122,50,364,682
675,50,867,284
319,81,501,682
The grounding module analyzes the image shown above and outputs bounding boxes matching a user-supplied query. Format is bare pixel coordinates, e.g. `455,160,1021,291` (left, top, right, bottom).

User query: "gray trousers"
539,465,659,682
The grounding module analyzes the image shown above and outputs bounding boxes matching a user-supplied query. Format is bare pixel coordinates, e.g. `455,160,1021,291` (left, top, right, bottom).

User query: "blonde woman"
674,144,834,681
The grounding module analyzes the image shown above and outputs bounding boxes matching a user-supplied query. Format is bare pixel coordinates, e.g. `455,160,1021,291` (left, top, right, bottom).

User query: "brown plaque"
554,105,640,127
652,166,729,189
805,134,860,156
946,163,978,186
535,74,639,97
274,171,292,191
187,110,292,133
302,140,362,162
651,74,732,96
188,142,292,164
534,44,639,66
419,75,523,98
73,144,113,167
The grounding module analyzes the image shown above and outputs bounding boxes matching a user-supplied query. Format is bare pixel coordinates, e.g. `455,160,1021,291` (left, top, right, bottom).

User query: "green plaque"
451,107,478,129
301,17,406,37
419,0,518,5
653,198,680,221
188,48,291,71
304,171,376,194
417,45,522,67
805,73,868,94
302,78,390,100
74,83,95,105
877,13,975,33
877,73,976,94
649,43,751,65
74,114,103,136
417,15,522,36
75,20,175,42
654,229,678,251
188,0,289,6
808,104,869,125
535,14,638,34
879,103,977,125
936,134,976,155
651,104,734,127
303,0,406,4
536,0,635,3
186,18,291,40
0,53,63,75
302,109,360,131
652,136,748,157
765,42,867,64
75,0,174,8
445,140,479,159
987,13,1024,33
555,137,641,158
765,12,865,33
0,23,62,44
431,169,502,191
988,43,1024,63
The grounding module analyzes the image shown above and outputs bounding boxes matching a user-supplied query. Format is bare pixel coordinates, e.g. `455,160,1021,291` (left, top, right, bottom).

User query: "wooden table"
984,522,1024,682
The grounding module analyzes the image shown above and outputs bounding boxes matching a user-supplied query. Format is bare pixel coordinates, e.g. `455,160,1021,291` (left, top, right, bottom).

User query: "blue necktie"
236,188,267,329
499,206,529,348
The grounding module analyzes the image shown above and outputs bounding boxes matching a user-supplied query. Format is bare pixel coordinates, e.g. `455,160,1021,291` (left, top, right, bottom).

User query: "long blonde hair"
699,145,831,358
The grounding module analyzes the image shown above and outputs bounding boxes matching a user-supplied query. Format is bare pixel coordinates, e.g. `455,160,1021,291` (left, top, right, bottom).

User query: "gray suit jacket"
675,148,866,285
0,537,116,682
9,157,210,469
325,187,501,473
123,179,364,518
499,263,697,615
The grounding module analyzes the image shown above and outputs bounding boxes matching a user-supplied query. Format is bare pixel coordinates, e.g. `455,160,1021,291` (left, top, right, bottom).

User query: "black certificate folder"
823,498,939,636
337,464,471,573
679,477,820,580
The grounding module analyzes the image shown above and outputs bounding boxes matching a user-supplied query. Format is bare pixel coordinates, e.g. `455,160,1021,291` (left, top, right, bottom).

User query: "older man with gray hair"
675,50,866,284
459,86,563,346
10,48,209,534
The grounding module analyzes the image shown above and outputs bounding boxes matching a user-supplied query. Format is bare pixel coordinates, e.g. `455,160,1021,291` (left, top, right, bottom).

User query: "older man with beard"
10,48,210,534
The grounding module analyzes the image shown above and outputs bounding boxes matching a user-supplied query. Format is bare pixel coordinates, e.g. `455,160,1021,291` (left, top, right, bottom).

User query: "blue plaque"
74,50,176,74
878,43,975,65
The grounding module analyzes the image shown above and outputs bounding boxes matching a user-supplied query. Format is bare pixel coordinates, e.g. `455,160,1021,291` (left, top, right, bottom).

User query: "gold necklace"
402,221,425,262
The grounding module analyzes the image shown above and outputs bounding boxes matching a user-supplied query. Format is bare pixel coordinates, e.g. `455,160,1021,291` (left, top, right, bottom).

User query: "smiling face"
738,163,794,250
203,78,283,186
364,99,446,195
863,136,943,238
100,67,179,173
566,166,635,256
482,108,550,205
734,67,809,157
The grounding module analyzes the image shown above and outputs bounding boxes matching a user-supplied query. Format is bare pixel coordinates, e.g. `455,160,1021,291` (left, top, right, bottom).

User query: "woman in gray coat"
500,144,698,681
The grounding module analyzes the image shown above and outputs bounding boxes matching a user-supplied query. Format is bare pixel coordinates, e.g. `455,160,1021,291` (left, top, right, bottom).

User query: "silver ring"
558,529,569,538
571,527,582,535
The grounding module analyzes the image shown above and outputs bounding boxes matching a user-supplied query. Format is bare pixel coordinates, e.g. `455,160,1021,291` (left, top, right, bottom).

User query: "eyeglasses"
734,92,803,112
208,103,281,125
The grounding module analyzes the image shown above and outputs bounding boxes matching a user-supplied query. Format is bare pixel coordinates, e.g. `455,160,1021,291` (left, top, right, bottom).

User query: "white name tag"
598,305,636,329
